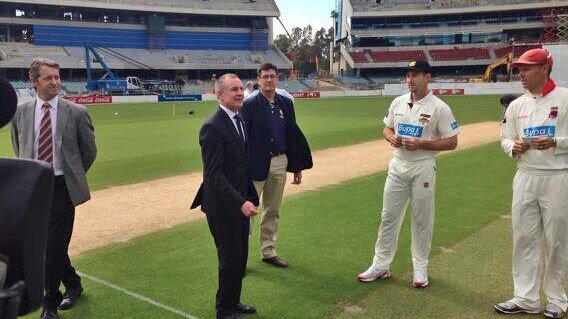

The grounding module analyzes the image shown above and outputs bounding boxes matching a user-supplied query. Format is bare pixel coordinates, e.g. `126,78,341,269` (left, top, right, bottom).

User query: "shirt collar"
219,104,239,119
36,95,59,110
406,90,433,105
527,79,556,98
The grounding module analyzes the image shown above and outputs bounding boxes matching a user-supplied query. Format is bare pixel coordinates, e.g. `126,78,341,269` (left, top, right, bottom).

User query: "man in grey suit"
11,58,97,319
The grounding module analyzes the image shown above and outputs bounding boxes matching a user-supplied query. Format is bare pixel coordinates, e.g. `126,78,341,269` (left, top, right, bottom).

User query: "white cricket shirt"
501,80,568,170
383,91,459,162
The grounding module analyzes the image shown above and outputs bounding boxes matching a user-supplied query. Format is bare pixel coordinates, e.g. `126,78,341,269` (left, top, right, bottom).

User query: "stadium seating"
0,43,291,70
349,52,370,63
76,0,278,12
369,50,426,62
494,44,543,58
430,47,490,61
339,77,370,85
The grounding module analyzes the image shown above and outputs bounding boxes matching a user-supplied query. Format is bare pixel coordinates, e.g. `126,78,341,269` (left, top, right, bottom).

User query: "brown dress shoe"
262,256,288,268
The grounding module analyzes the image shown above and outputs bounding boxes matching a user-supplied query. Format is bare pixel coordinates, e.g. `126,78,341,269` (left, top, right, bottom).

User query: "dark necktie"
37,103,53,164
234,114,245,142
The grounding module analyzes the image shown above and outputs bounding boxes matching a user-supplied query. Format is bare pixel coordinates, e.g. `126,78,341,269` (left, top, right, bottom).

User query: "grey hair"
215,73,240,95
29,58,60,81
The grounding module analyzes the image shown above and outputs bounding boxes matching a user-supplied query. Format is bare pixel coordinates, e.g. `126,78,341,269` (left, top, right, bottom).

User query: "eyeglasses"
259,74,277,80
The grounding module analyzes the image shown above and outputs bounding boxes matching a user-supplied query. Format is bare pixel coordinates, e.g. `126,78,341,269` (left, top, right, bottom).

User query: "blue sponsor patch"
451,121,459,130
523,126,556,137
397,123,423,138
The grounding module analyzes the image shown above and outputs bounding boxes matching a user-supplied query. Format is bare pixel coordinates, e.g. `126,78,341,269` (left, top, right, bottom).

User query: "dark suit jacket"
241,92,313,181
0,158,53,314
191,107,258,218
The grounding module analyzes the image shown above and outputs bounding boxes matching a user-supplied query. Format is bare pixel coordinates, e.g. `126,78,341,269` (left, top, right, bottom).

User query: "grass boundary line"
77,271,201,319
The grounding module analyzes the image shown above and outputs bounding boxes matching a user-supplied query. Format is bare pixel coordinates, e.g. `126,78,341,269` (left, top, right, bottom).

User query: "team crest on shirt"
419,117,430,125
549,107,558,119
423,182,430,188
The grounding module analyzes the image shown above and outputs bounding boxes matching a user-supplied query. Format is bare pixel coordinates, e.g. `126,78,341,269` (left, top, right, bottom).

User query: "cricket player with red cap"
495,48,568,318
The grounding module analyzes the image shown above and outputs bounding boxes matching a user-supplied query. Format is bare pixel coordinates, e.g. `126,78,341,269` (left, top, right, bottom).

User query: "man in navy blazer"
241,63,312,268
191,74,259,319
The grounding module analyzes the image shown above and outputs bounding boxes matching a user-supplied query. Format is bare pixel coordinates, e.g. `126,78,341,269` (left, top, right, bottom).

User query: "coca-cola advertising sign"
291,91,321,99
432,89,464,96
64,94,112,104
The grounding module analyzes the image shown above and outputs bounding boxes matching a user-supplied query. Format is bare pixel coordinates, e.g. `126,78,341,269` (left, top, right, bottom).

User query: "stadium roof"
350,0,568,18
6,0,280,17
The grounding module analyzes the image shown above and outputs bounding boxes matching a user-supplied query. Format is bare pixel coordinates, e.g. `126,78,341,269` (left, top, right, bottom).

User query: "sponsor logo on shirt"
549,107,558,119
523,125,556,137
397,123,423,138
451,121,459,130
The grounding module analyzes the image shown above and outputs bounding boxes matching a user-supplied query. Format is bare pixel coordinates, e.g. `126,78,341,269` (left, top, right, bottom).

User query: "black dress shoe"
40,308,60,319
236,303,257,314
262,256,288,268
59,286,83,310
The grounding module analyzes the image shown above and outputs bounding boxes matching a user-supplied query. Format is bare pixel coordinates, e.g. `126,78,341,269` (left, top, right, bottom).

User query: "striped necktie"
37,103,53,164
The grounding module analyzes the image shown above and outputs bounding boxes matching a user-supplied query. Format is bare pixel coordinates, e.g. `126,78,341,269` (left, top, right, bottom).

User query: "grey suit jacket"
11,97,97,206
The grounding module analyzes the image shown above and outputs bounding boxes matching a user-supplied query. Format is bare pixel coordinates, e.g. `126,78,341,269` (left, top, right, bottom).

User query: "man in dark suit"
241,63,312,268
11,58,97,319
191,73,259,319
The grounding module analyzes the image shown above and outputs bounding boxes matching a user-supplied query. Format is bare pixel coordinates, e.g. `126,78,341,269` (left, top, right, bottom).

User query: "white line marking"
77,271,201,319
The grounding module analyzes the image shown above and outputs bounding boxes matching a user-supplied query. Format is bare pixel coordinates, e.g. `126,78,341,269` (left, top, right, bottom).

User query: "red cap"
512,48,553,67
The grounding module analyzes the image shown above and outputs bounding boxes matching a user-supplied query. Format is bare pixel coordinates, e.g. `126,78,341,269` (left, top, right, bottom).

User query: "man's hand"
532,137,556,151
240,201,257,217
401,138,421,151
292,171,302,185
512,140,530,155
387,135,402,148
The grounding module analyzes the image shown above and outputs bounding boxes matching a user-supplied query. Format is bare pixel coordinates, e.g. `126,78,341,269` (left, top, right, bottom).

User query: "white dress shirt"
34,96,64,175
219,104,245,141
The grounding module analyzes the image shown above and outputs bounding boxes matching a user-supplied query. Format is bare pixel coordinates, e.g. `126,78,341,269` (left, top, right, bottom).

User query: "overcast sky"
272,0,335,38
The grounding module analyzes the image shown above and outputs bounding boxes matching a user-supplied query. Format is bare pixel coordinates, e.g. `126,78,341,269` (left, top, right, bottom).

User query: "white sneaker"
545,303,565,318
357,265,391,282
494,300,539,315
412,269,429,288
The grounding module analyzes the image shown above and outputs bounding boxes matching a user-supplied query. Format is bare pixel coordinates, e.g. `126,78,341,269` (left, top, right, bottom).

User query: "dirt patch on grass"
71,121,501,256
336,300,363,313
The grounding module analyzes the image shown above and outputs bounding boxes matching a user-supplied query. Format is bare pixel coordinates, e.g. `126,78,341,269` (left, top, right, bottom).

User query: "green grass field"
21,142,518,319
0,96,501,190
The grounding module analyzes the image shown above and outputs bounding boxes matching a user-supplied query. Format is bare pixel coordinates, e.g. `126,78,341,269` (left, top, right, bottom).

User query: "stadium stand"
369,50,427,63
430,47,490,61
0,0,293,94
331,0,568,84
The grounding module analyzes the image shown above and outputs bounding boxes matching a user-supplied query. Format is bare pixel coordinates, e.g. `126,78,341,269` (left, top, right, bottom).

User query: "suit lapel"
22,101,36,157
218,107,246,155
56,98,70,151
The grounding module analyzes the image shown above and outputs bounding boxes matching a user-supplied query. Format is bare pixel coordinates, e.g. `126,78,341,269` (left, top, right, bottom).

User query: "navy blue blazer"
241,92,313,181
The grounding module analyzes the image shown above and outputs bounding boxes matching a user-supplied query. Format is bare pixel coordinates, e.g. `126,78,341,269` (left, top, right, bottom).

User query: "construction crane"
469,52,513,83
84,43,129,93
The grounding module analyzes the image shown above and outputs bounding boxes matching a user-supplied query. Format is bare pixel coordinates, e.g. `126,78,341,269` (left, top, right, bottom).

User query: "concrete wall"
384,82,525,96
112,95,158,103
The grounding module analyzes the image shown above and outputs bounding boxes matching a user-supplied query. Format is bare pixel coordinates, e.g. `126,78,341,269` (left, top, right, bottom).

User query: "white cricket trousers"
372,157,436,271
511,168,568,312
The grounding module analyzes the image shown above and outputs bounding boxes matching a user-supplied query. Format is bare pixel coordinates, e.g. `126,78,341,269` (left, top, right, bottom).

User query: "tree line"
273,25,334,77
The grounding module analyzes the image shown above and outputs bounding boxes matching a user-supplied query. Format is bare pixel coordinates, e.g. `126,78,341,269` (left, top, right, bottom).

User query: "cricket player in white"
357,60,459,287
495,49,568,319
